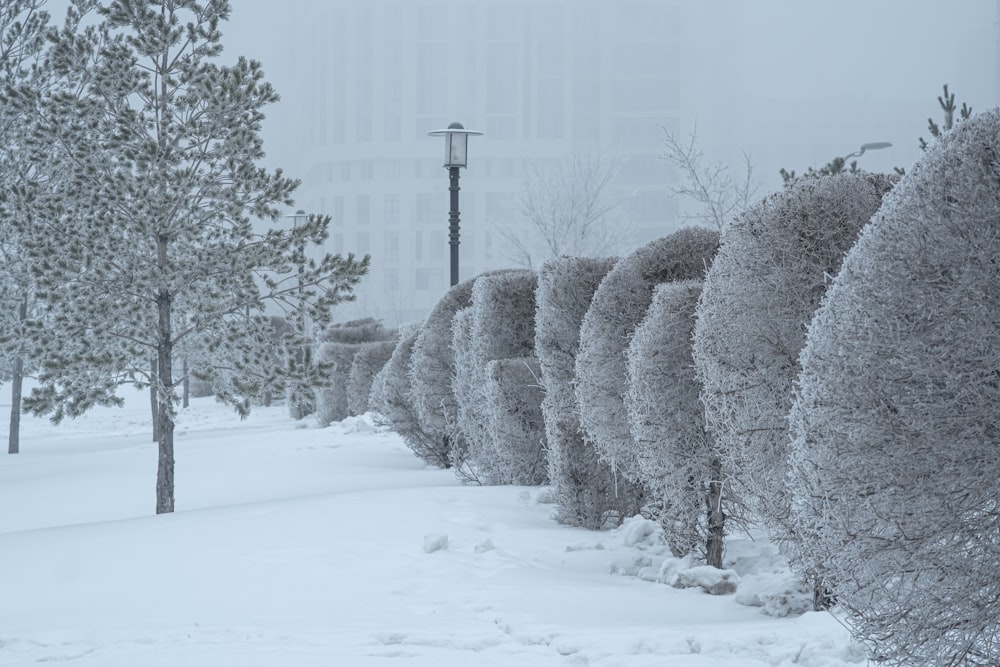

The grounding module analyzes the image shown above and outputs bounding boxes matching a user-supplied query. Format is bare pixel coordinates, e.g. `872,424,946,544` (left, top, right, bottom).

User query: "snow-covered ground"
0,386,866,666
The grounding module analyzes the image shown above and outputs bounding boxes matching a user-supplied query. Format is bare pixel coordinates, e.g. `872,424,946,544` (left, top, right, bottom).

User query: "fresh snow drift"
0,385,863,666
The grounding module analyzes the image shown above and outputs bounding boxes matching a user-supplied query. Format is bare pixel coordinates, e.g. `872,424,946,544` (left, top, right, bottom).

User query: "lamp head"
428,122,484,168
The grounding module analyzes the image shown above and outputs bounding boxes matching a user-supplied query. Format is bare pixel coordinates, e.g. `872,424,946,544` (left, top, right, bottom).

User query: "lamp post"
283,209,311,419
428,122,483,286
843,141,892,160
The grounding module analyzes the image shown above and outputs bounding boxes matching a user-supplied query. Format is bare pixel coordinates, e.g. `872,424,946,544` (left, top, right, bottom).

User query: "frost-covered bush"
316,318,395,426
452,270,539,484
315,342,361,426
788,110,1000,667
368,360,389,427
409,272,505,470
372,325,446,467
449,308,481,480
535,256,645,529
626,280,723,563
576,227,719,487
483,356,547,485
321,317,389,344
692,172,895,530
347,339,397,416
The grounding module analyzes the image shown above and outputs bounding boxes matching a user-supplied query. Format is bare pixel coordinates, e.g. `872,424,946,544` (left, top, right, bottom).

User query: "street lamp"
283,209,311,419
843,141,892,159
428,122,483,286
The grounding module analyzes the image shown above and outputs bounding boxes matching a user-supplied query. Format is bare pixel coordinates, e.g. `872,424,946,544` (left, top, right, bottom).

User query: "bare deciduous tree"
497,152,626,268
660,126,758,231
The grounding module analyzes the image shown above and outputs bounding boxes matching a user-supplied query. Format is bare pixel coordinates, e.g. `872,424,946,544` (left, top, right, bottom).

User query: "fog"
219,0,995,183
42,1,1000,323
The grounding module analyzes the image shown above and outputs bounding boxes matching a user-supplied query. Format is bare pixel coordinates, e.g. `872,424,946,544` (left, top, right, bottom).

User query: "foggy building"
285,0,687,325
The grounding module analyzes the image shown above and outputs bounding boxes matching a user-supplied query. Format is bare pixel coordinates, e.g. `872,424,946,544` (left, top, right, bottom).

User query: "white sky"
215,0,998,188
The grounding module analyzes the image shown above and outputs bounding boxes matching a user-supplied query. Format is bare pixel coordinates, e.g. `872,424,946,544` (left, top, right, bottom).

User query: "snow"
0,386,865,666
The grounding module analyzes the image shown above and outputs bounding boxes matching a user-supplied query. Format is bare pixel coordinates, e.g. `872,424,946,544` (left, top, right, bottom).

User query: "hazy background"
221,0,996,181
45,0,1000,324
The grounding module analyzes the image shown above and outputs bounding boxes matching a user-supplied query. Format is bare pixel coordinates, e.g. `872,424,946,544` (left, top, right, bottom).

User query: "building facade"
283,1,688,325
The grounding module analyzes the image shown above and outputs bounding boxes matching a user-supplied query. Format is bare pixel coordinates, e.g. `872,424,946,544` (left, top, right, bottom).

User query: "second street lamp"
843,141,892,160
428,122,483,287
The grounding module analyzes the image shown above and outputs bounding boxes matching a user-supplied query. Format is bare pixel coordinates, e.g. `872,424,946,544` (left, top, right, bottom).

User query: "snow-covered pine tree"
788,109,1000,667
6,1,368,514
535,255,645,529
0,0,53,455
575,227,719,499
692,172,895,536
626,280,722,564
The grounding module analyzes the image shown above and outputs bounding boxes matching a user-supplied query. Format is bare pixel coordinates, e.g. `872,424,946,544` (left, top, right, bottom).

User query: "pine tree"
919,83,972,150
6,0,368,514
0,0,52,455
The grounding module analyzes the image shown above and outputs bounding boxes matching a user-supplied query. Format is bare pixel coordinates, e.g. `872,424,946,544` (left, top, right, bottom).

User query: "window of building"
383,231,400,262
429,229,445,261
332,196,344,226
385,268,399,293
612,116,664,148
384,161,402,180
487,42,518,115
357,195,370,225
383,194,400,224
356,231,370,255
487,4,519,40
382,76,403,141
417,42,448,114
356,78,373,142
416,193,439,225
486,191,516,226
535,6,565,77
612,79,680,114
537,80,565,140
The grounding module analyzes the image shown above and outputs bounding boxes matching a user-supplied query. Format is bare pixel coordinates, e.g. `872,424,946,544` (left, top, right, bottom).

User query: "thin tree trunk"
182,356,189,409
8,361,23,455
7,295,27,455
705,456,725,569
155,234,175,515
149,354,159,442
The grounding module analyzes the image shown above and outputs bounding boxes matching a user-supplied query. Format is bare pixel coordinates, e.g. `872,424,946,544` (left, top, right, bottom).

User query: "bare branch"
660,126,759,231
495,151,629,267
